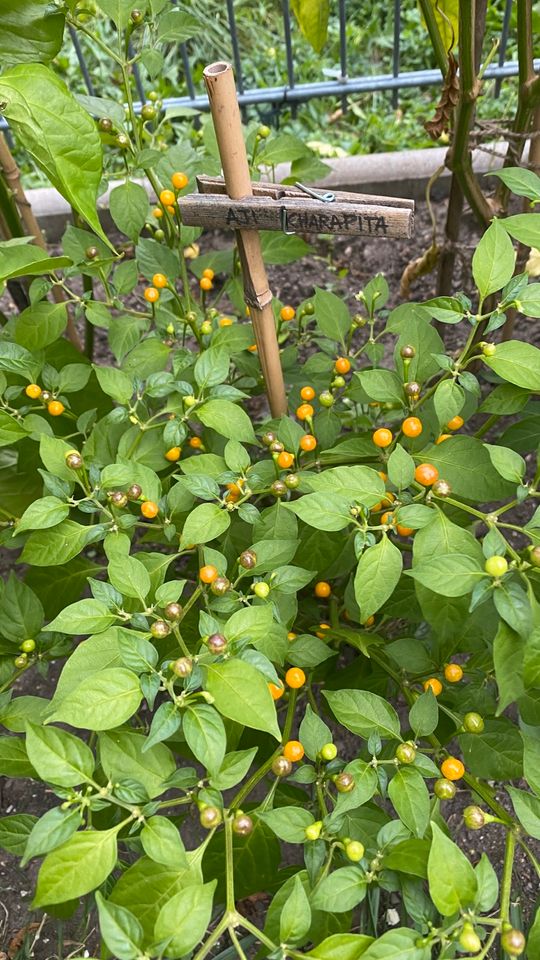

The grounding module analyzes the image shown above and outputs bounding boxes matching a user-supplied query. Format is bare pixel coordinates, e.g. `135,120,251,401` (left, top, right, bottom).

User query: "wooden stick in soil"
0,133,82,350
202,61,287,418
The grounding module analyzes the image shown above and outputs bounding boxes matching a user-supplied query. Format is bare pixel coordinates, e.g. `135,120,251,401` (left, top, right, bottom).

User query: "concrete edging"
29,143,514,241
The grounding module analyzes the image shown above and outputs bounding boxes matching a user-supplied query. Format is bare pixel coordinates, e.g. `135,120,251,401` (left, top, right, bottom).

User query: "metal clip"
295,181,335,203
280,205,295,235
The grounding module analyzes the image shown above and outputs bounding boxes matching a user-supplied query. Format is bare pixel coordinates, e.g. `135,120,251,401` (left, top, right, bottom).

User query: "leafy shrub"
1,5,540,960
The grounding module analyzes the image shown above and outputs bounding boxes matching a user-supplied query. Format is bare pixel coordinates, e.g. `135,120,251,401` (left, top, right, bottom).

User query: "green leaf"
0,574,44,642
0,736,35,778
47,669,142,731
260,231,312,264
96,0,146,28
427,822,477,916
259,806,314,843
407,554,484,597
0,64,109,245
183,704,226,776
99,730,175,799
459,718,523,779
383,839,429,879
157,8,202,41
47,598,116,635
483,340,540,391
25,722,94,787
94,365,134,404
205,659,281,739
0,241,71,282
21,806,81,866
196,399,256,443
110,857,201,943
0,696,47,732
487,167,540,201
153,881,216,958
503,213,540,248
417,436,513,500
354,536,403,619
311,867,366,913
180,502,231,547
307,933,374,960
387,444,415,490
210,748,258,790
507,787,540,839
33,827,119,907
280,874,312,943
0,410,28,446
408,690,438,737
140,816,187,867
14,302,67,350
194,346,230,388
306,466,384,504
109,181,149,242
290,0,329,52
16,496,69,534
21,520,98,566
96,893,144,960
299,704,333,761
324,689,401,740
485,443,526,483
359,369,404,404
472,219,516,299
286,492,354,531
433,379,465,427
523,733,540,796
0,0,65,65
313,287,350,346
0,814,38,856
358,927,430,959
388,767,430,838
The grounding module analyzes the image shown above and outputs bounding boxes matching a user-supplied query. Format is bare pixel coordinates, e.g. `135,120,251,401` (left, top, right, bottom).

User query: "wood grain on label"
180,194,414,238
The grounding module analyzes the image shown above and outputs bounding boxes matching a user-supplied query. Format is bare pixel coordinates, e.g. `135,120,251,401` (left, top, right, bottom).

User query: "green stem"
225,815,236,913
417,0,449,75
192,916,229,960
238,917,278,953
500,829,516,922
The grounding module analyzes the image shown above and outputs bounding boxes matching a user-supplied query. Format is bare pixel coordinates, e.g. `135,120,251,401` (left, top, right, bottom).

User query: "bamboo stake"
202,62,287,418
0,133,82,350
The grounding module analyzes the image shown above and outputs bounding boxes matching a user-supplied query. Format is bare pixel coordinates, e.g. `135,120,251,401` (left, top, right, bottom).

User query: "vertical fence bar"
282,0,296,117
69,25,96,96
495,0,513,98
338,0,348,112
180,42,201,129
392,0,401,108
226,0,245,95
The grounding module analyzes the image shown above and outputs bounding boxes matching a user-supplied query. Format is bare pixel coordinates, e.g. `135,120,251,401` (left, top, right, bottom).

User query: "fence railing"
2,0,537,130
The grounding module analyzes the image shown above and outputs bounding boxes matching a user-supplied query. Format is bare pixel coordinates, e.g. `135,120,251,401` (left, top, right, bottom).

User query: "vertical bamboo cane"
202,62,287,418
0,133,82,350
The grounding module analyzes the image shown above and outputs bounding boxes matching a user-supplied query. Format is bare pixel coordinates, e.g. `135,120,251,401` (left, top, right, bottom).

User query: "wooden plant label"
180,193,413,238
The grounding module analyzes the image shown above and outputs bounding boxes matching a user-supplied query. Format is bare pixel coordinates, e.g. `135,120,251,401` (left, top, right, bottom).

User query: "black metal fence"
68,0,528,113
2,0,537,131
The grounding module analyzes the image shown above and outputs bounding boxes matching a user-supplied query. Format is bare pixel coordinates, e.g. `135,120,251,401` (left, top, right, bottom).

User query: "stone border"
30,143,516,241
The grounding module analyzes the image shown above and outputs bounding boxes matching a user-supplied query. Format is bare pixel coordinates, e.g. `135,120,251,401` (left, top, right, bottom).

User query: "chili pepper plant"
1,4,540,960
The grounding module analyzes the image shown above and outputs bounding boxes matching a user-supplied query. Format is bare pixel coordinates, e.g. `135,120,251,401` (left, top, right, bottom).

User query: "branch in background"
495,0,540,213
0,133,82,351
417,0,449,76
446,0,493,228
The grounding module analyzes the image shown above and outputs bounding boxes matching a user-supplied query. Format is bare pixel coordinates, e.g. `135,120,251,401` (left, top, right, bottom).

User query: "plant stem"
500,828,516,922
417,0,449,75
225,815,236,913
192,916,229,960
